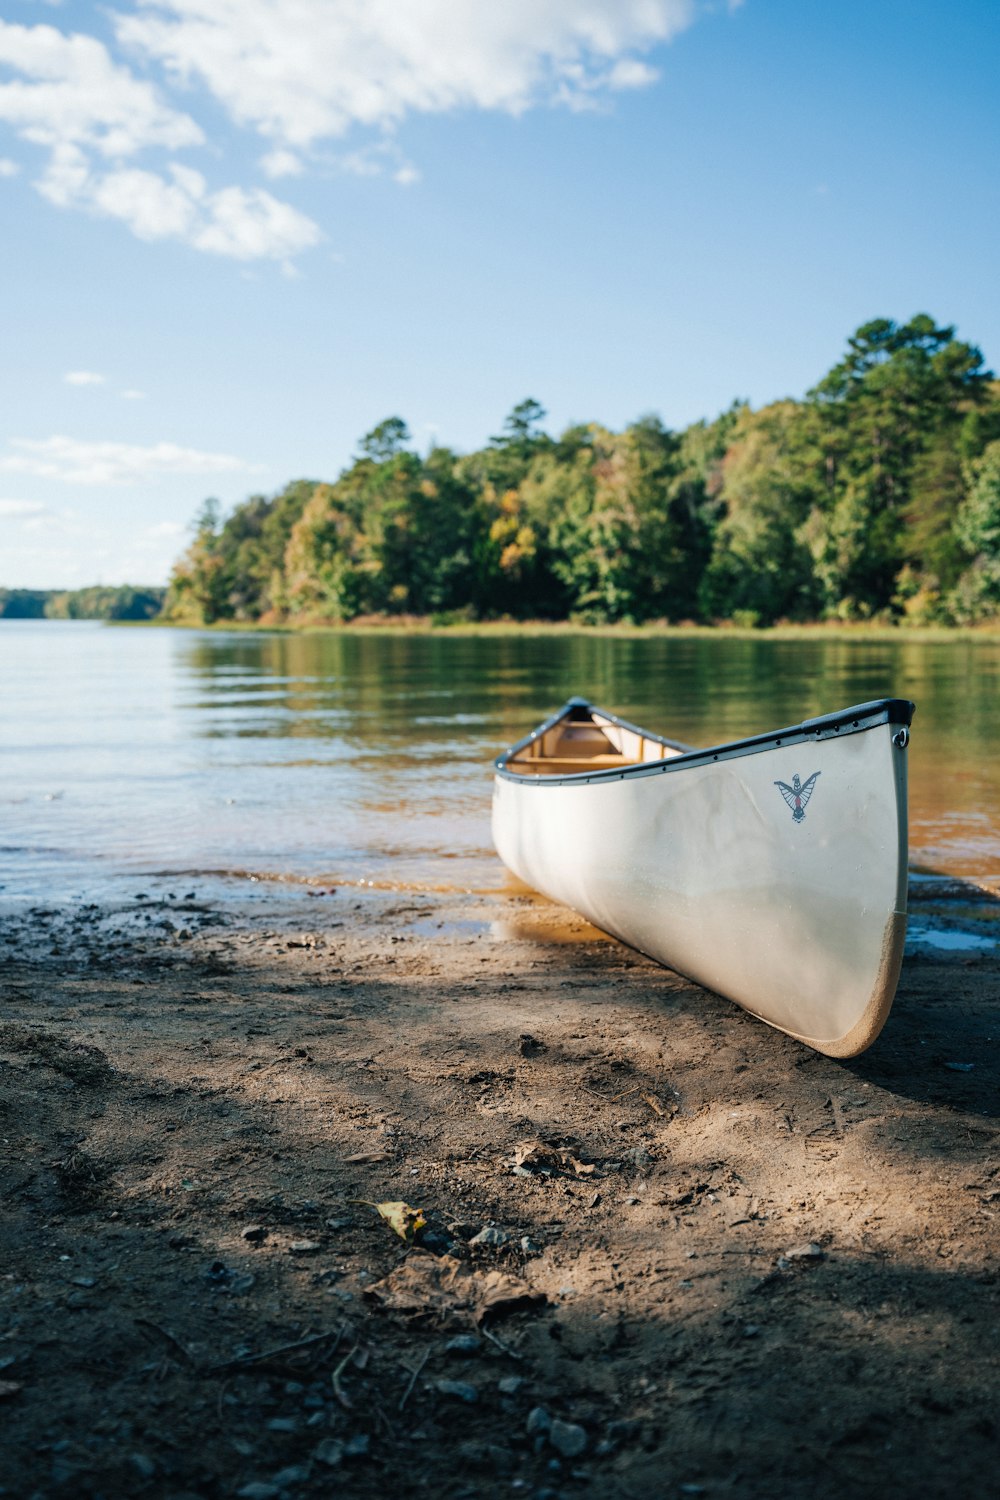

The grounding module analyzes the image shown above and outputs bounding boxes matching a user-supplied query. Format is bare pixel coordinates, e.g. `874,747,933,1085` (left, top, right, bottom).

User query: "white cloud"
0,155,19,176
0,19,203,157
0,4,703,261
0,434,256,485
337,145,388,180
259,147,302,179
608,58,660,90
0,19,317,261
0,498,49,517
37,148,321,259
116,1,694,145
189,180,321,259
120,388,147,399
331,136,420,184
64,368,106,385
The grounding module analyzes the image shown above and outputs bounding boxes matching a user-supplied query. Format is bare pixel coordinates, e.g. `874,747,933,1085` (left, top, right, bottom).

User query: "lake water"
1,621,999,904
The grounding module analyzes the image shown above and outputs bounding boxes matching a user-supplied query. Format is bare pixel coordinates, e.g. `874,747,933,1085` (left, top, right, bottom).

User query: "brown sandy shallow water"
1,882,998,1500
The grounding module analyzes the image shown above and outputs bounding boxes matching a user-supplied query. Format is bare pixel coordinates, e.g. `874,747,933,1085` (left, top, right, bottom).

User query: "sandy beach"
2,879,998,1499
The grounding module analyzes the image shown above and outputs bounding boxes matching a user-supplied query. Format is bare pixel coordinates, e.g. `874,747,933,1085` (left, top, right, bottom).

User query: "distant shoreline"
104,615,1000,643
8,608,1000,641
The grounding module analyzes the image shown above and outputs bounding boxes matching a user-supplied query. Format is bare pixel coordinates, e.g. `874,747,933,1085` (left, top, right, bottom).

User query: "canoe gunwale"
495,695,915,787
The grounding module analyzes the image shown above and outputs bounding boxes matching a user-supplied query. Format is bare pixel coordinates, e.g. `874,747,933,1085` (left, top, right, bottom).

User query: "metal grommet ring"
892,727,909,749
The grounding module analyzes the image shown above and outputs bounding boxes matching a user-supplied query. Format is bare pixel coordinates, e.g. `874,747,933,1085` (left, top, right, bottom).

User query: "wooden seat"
508,753,637,775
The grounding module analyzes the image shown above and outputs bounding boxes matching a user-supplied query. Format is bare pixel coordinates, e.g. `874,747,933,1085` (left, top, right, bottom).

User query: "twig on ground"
481,1325,523,1361
208,1327,343,1375
398,1348,431,1411
332,1343,358,1409
581,1083,640,1103
374,1403,396,1438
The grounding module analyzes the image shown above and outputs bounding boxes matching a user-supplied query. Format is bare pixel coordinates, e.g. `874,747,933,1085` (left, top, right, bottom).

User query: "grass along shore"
121,614,1000,642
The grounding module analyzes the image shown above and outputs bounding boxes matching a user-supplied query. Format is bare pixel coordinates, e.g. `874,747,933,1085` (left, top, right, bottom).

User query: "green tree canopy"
164,315,1000,630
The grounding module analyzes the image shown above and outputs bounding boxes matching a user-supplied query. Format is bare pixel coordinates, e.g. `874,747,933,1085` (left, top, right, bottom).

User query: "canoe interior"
505,701,689,776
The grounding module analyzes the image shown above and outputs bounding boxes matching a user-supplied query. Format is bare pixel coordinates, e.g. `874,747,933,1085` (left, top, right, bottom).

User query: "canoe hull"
492,711,909,1057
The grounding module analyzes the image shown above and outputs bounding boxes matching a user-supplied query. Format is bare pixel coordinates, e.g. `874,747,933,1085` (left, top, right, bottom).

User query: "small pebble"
288,1240,321,1256
213,1267,254,1295
520,1236,542,1255
526,1406,552,1435
344,1433,370,1457
498,1375,524,1395
314,1438,343,1467
266,1417,297,1433
445,1334,481,1354
236,1486,278,1500
436,1379,479,1403
468,1225,511,1248
272,1466,310,1487
606,1419,640,1443
129,1453,156,1479
783,1242,825,1262
549,1419,587,1458
241,1225,267,1244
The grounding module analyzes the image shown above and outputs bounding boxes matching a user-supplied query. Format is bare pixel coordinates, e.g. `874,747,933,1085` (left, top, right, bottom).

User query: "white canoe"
492,696,914,1057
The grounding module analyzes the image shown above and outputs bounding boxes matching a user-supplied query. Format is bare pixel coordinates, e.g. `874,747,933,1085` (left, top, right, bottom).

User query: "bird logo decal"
774,771,821,822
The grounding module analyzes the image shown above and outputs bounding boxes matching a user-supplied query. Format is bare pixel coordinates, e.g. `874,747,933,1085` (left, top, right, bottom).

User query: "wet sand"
1,881,998,1499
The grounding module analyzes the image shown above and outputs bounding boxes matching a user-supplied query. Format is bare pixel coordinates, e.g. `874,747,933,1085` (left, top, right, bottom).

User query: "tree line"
165,315,1000,628
0,586,165,620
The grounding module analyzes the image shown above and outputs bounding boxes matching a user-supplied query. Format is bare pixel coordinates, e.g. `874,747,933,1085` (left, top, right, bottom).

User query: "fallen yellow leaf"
354,1199,426,1242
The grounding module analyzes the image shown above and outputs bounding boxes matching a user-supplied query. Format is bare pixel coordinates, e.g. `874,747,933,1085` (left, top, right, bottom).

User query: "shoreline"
3,877,998,1498
106,616,1000,642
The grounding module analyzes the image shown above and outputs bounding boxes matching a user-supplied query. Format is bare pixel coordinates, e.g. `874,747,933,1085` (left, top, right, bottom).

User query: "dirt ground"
1,878,997,1500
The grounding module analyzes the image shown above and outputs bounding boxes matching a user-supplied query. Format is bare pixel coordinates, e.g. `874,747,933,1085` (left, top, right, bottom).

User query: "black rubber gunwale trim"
494,696,915,787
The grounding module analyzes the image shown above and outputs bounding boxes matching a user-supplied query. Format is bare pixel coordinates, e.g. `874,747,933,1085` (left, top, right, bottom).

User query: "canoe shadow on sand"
822,945,998,1117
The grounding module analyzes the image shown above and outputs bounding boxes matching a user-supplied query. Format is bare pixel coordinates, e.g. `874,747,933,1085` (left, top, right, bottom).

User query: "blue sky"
1,0,998,588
